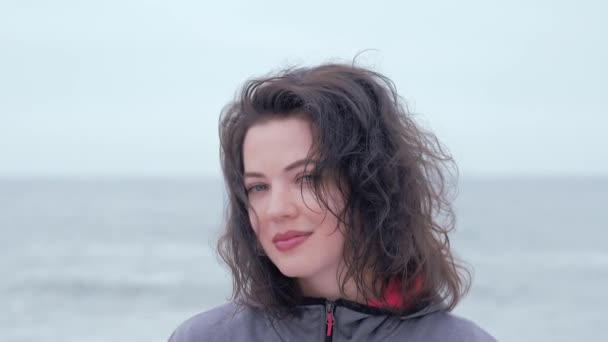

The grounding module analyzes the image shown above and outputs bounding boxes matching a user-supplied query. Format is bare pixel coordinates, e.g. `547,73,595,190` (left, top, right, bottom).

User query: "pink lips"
273,230,312,252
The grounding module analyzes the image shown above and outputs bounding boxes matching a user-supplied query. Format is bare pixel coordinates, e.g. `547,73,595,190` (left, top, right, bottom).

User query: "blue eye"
247,184,267,193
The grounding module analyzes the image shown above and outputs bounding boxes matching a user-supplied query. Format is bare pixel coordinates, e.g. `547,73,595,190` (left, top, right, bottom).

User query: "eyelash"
246,174,318,194
246,184,267,193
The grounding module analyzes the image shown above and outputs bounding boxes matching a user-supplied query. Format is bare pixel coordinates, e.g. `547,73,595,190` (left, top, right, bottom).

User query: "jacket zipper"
325,301,335,342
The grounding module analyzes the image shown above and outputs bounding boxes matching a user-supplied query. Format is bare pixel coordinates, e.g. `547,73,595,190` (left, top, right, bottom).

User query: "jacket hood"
297,296,446,320
296,275,443,320
264,298,448,341
168,300,496,342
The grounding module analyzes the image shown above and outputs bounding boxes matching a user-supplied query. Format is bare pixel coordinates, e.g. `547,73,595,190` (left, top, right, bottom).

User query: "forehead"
242,116,314,170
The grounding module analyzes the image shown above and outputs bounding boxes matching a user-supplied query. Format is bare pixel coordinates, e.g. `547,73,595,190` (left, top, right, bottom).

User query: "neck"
297,265,369,303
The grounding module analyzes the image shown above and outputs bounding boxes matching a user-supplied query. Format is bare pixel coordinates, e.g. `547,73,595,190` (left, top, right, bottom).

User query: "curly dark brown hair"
217,62,470,316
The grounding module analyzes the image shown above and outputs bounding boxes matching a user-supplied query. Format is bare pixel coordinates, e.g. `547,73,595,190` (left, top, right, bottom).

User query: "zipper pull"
325,302,334,337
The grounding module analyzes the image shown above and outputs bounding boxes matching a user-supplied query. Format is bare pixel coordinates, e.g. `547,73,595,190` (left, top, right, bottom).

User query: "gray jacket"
168,299,496,341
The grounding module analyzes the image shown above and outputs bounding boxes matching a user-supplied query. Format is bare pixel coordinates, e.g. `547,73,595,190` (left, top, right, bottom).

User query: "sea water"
1,177,606,341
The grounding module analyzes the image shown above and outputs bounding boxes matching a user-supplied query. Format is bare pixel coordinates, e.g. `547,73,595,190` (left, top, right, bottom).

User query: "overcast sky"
1,0,606,178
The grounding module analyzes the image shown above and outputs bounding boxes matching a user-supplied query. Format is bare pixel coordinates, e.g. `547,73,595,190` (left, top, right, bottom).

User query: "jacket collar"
296,275,437,319
296,296,444,320
268,297,445,341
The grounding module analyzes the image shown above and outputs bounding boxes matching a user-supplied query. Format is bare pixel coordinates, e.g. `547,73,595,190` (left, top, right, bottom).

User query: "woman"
169,63,496,341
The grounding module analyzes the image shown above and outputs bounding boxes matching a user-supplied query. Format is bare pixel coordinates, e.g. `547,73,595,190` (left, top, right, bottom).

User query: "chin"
273,258,315,278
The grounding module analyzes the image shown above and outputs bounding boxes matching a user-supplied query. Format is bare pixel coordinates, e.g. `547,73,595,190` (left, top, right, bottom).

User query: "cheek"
304,182,344,215
316,223,346,264
308,196,344,228
248,208,260,235
300,190,328,217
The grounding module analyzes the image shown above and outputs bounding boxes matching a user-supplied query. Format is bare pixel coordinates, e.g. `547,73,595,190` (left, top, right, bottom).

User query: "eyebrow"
244,159,316,179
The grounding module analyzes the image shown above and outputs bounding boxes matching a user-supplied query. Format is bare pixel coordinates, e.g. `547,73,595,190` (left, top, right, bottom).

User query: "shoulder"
167,302,268,342
409,311,496,342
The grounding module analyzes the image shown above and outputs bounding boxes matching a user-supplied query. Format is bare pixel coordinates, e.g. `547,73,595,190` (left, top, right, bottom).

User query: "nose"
265,184,298,221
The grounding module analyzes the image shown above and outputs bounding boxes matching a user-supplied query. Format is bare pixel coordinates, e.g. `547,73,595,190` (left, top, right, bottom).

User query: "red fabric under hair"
367,276,424,310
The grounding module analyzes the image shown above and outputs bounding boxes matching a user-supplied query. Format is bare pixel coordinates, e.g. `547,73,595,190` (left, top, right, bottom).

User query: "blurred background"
1,0,606,341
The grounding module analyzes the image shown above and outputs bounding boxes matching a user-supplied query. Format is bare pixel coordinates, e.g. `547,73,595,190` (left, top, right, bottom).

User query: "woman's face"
242,116,346,289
